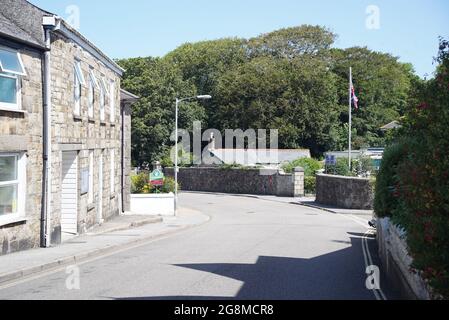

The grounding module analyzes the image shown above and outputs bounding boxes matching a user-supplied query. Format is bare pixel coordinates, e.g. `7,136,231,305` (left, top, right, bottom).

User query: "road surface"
0,193,395,300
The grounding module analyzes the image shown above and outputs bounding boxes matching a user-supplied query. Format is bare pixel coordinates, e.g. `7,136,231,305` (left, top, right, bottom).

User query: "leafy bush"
325,158,355,177
304,176,316,194
353,155,375,177
131,172,179,194
282,158,322,176
374,39,449,298
374,140,410,218
219,163,245,170
131,172,149,194
160,177,178,193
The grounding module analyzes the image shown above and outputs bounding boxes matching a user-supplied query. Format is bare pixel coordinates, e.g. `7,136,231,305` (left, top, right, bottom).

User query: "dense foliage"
117,25,416,166
374,39,449,298
131,172,178,194
282,158,322,176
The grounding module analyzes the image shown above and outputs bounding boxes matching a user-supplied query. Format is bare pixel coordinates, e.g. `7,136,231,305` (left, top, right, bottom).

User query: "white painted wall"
130,193,175,216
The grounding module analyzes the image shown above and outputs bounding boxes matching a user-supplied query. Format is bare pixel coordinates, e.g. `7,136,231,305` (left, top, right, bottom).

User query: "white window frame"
110,149,115,194
99,75,109,122
87,70,96,119
88,150,94,204
0,72,21,111
0,46,26,76
109,80,116,123
73,60,85,116
0,153,26,224
99,83,105,122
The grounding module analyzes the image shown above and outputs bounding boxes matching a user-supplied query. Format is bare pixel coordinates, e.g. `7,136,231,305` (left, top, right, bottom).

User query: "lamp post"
174,95,212,216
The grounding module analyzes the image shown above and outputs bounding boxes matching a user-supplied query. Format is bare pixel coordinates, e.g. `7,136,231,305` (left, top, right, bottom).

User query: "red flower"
418,102,429,110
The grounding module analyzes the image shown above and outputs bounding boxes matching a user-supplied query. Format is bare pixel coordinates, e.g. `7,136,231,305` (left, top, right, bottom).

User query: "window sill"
73,114,83,121
0,216,28,228
110,122,116,127
100,121,107,126
87,203,96,211
0,107,27,114
88,118,95,123
110,193,116,199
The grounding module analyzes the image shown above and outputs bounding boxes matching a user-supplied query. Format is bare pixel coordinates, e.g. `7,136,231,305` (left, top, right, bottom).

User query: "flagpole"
348,67,352,171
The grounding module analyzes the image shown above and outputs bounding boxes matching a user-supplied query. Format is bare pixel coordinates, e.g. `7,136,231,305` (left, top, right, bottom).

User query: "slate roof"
0,0,124,74
0,0,49,49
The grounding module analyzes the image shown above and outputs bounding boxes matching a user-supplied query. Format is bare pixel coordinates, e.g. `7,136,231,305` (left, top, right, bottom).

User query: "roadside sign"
325,155,337,166
150,169,164,186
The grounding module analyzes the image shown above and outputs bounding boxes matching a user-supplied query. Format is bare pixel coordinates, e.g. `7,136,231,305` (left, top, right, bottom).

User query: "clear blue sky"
29,0,448,78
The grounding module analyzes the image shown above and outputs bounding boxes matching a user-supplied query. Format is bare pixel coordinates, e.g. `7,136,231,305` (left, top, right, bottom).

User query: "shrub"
131,172,179,194
304,176,316,194
325,158,355,177
161,177,178,193
374,39,449,298
374,139,410,218
282,158,322,176
131,172,149,194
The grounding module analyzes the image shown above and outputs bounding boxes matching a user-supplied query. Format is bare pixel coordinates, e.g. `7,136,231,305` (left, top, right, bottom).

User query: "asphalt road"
0,193,394,300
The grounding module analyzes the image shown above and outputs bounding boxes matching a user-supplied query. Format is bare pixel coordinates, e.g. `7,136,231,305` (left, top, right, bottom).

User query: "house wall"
48,32,122,242
122,103,132,212
0,42,44,255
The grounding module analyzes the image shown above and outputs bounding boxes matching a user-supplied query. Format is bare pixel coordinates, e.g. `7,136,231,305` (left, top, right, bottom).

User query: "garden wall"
315,174,373,209
164,167,304,197
377,218,433,300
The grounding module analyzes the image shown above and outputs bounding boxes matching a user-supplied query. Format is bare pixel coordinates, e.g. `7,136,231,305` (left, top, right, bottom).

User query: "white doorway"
97,151,104,224
61,151,78,237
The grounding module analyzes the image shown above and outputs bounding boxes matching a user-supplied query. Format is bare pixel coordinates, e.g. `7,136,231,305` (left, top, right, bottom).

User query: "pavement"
0,192,398,300
0,208,209,287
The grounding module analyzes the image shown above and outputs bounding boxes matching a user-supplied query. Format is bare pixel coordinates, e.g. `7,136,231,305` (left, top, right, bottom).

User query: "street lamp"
174,95,212,216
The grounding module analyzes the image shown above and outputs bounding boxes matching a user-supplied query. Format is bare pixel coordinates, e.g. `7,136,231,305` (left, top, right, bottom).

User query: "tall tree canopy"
117,25,418,165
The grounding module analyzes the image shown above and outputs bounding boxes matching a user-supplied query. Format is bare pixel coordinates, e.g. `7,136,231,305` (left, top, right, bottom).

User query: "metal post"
349,67,352,172
174,98,179,217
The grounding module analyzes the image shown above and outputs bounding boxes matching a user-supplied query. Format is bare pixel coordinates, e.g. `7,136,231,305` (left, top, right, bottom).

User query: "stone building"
0,0,136,255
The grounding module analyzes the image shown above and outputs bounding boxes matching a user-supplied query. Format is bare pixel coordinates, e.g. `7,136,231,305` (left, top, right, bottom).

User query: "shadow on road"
115,237,379,300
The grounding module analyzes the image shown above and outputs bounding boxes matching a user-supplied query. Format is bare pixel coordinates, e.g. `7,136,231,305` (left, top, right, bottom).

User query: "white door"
97,152,104,224
61,151,78,235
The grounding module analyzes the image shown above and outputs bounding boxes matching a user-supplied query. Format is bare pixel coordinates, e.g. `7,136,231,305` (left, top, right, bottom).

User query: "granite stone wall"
315,174,373,210
377,218,434,299
164,167,304,197
0,45,44,255
49,32,122,239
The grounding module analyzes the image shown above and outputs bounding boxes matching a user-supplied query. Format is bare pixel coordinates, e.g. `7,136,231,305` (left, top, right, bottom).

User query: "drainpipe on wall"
41,16,57,248
121,104,125,213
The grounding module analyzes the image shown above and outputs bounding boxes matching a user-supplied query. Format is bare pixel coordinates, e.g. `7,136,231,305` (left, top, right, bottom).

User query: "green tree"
331,47,417,149
214,56,339,156
248,25,336,59
117,57,206,166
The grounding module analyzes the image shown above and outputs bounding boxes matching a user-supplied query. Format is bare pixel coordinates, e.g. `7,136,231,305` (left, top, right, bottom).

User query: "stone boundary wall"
316,174,373,210
377,218,434,300
164,167,304,197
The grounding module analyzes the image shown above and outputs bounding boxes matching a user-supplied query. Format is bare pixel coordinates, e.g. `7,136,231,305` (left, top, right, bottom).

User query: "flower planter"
130,193,175,216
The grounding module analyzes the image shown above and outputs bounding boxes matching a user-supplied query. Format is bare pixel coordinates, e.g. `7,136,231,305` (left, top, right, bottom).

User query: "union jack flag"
351,81,359,110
